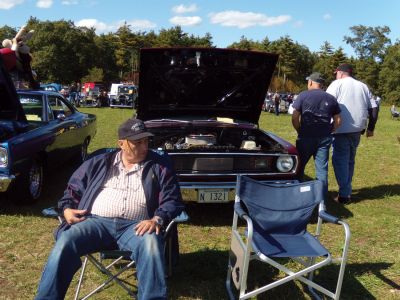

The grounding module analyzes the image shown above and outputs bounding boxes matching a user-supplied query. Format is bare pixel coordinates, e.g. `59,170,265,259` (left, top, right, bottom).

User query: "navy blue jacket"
56,149,184,237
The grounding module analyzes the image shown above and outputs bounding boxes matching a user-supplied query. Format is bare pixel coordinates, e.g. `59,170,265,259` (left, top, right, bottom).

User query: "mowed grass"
0,106,399,299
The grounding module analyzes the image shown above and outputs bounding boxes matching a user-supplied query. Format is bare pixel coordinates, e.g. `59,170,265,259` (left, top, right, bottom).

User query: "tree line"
1,17,399,105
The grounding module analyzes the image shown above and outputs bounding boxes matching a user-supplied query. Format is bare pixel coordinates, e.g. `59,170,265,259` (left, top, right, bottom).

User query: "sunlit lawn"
0,106,399,299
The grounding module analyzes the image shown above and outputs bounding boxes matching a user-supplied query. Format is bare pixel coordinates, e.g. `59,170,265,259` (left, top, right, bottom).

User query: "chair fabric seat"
252,230,329,258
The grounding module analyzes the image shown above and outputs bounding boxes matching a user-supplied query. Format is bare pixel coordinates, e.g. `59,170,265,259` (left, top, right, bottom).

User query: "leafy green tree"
154,26,213,47
228,36,264,51
379,43,400,104
81,67,104,82
94,33,119,84
267,36,314,91
314,42,335,77
355,58,380,93
0,25,17,44
344,25,391,62
27,18,97,84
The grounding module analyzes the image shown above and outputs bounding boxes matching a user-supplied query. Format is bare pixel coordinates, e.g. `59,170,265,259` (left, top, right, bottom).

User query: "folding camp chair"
42,207,189,300
226,176,351,300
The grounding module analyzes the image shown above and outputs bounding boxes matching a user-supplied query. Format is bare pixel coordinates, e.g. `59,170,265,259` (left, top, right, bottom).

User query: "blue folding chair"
42,208,189,300
226,176,351,300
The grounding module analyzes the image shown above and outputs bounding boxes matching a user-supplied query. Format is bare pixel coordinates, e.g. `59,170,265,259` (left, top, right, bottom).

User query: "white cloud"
76,19,110,32
62,0,78,5
169,16,202,26
209,10,291,29
294,20,303,28
124,19,157,31
76,19,156,34
323,13,332,20
0,0,24,9
36,0,53,8
172,4,198,14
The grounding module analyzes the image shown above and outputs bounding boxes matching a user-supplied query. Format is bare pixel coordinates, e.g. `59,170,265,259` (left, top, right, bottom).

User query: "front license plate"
197,189,229,203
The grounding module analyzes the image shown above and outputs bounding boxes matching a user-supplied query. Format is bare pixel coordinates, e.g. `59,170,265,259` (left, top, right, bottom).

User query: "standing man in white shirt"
326,64,378,204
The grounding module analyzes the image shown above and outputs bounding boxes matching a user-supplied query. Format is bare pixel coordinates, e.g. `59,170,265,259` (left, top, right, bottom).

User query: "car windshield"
118,86,136,94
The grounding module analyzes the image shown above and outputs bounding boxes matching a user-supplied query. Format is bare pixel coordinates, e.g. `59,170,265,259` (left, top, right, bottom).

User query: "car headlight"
0,147,8,168
276,155,294,172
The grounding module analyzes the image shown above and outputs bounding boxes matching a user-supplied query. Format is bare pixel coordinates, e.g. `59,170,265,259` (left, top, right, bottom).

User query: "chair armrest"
234,202,248,219
173,211,189,223
42,207,64,224
42,207,60,218
165,211,189,234
319,210,340,224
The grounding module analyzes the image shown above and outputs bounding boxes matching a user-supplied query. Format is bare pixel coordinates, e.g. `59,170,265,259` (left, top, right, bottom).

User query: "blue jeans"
36,215,166,300
274,103,280,115
332,132,361,198
296,136,332,198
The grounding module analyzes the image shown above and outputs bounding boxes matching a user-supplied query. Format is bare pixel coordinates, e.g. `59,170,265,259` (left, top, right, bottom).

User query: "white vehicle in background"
108,83,123,101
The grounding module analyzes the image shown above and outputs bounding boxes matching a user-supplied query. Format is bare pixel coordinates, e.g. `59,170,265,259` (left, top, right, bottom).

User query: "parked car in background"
108,83,123,101
132,48,299,203
79,82,104,107
262,96,274,112
110,84,137,108
0,88,97,203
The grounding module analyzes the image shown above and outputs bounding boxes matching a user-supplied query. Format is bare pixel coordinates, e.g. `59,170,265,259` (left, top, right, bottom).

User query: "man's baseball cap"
118,118,154,140
306,72,325,84
334,63,353,75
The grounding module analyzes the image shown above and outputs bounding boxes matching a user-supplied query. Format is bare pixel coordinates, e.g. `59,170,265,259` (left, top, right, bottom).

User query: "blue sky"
1,0,400,56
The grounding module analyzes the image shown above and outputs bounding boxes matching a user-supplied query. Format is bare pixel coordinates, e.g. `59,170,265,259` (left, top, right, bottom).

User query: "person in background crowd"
273,91,280,116
391,104,400,117
292,72,341,199
326,63,378,204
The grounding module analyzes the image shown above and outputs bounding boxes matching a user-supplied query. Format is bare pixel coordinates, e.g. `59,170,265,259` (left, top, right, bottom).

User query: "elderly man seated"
36,118,185,300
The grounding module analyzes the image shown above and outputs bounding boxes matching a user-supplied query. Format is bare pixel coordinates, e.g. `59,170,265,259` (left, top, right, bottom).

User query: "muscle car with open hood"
136,48,299,203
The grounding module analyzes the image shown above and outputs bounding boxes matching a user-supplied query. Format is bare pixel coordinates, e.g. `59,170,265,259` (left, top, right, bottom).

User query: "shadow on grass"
170,249,396,300
184,202,234,227
323,184,400,220
0,160,79,217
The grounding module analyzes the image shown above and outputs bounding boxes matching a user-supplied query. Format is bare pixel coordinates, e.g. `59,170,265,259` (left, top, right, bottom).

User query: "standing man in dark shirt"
292,72,341,198
273,91,280,116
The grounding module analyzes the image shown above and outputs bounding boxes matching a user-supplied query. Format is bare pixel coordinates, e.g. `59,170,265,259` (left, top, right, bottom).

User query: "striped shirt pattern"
91,152,149,221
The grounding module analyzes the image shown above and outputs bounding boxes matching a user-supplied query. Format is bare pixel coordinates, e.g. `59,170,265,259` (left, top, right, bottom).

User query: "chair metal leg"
75,256,89,300
75,254,137,300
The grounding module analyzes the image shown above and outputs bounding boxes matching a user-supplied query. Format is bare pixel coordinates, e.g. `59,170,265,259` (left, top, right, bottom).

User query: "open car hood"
136,48,278,124
0,55,27,122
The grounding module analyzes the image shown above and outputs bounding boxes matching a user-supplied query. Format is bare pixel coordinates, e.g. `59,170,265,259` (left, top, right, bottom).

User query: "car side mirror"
56,113,66,121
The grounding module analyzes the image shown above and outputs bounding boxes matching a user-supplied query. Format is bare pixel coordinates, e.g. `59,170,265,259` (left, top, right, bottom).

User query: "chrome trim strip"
178,179,297,190
169,152,294,157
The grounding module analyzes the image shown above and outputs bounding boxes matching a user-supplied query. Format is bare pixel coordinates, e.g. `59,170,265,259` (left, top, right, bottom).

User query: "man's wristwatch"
153,216,164,227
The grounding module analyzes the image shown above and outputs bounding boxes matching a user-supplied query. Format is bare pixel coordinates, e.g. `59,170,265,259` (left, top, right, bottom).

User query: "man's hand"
366,130,374,137
64,208,88,225
134,218,161,236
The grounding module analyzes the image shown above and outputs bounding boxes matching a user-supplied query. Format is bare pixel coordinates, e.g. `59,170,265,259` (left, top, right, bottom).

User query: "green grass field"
0,106,399,299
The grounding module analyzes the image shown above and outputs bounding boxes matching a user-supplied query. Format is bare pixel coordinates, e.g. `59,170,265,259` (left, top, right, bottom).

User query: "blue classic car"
0,75,97,203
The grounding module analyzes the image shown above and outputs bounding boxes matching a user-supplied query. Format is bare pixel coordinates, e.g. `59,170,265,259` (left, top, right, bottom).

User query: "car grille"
170,155,276,173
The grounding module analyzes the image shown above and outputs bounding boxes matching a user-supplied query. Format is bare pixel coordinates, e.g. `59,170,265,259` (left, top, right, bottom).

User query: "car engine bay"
149,126,284,153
